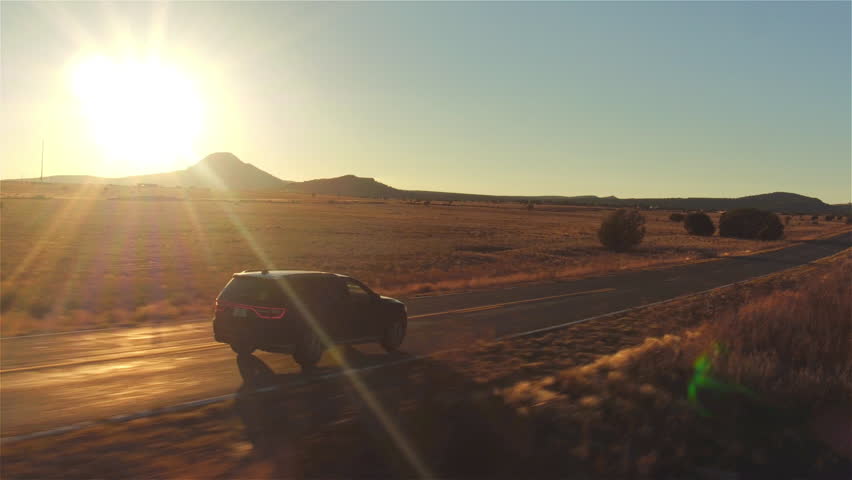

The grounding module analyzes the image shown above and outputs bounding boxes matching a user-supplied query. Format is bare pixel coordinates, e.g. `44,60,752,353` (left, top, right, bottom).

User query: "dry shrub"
68,309,96,328
132,301,180,322
598,209,646,251
27,300,52,319
683,212,715,236
0,288,17,313
104,309,131,327
720,208,784,240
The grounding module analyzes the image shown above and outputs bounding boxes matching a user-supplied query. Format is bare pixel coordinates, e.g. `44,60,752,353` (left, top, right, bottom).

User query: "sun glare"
72,55,203,172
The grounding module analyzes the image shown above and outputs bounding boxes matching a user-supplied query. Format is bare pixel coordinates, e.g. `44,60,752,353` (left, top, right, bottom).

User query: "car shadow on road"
231,348,547,478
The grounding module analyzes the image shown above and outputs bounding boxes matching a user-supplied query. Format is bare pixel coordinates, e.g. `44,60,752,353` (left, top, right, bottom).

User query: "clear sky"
2,1,849,202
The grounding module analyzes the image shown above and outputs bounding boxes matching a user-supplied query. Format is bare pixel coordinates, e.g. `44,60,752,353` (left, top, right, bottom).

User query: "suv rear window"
219,275,344,308
219,277,284,307
284,276,344,306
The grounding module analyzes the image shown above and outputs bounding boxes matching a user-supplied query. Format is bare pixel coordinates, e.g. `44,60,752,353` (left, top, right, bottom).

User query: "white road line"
500,270,781,340
0,326,128,340
0,318,210,341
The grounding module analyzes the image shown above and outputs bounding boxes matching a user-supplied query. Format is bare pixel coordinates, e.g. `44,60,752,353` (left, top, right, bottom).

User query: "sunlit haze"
1,2,849,202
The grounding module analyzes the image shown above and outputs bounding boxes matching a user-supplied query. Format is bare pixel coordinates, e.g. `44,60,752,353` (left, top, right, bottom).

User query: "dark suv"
213,270,407,368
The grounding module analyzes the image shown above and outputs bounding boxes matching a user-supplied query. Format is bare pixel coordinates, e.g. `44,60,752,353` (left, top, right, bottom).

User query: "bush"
683,212,715,236
598,209,645,251
0,290,17,313
28,301,53,319
669,213,684,222
719,208,784,240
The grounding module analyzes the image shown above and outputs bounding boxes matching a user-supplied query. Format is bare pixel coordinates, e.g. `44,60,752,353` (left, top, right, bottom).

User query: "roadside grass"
2,250,848,479
2,182,848,336
500,253,851,477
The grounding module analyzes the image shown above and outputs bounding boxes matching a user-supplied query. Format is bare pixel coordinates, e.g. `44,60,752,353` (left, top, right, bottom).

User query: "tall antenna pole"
40,139,44,182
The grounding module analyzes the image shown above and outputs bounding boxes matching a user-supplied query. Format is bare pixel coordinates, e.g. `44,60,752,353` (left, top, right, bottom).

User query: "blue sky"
2,1,849,202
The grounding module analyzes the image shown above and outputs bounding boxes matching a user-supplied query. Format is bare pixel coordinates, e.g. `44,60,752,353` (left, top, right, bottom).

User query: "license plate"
233,307,248,318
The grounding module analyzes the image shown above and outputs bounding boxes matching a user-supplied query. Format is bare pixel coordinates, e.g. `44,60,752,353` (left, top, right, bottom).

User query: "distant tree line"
598,208,786,251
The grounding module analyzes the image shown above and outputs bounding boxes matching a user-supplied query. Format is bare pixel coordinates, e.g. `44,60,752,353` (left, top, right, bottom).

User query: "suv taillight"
215,300,227,314
215,300,287,319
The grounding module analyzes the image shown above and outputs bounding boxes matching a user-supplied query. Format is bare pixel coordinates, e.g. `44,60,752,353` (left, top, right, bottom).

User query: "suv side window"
283,276,327,309
345,279,372,305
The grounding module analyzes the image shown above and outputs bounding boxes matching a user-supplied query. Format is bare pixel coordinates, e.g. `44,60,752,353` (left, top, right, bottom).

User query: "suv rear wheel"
231,342,256,355
380,316,407,352
293,330,324,369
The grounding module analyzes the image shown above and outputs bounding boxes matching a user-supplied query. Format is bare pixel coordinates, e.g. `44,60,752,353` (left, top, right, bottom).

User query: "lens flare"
688,342,756,417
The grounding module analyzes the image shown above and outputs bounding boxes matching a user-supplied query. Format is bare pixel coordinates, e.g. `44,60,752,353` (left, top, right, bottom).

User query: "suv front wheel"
380,316,407,352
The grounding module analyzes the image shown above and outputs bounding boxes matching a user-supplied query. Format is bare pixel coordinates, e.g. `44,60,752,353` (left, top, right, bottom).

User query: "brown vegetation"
1,181,848,336
720,208,784,240
500,252,851,477
683,211,715,236
597,208,646,251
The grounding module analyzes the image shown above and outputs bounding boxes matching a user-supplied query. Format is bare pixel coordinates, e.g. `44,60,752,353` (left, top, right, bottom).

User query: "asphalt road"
1,232,849,438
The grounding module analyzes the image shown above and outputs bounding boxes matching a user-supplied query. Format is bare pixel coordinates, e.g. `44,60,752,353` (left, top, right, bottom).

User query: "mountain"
284,174,400,198
582,192,840,214
118,152,292,190
27,153,291,190
14,152,843,214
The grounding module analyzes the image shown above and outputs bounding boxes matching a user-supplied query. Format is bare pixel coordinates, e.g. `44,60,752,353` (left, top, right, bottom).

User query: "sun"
72,55,203,172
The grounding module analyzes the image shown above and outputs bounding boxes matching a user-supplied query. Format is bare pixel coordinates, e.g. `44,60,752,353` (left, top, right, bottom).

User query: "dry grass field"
1,181,848,336
2,249,847,479
494,251,852,477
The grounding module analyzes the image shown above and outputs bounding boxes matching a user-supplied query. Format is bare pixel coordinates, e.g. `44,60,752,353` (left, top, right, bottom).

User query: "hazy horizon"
2,2,850,203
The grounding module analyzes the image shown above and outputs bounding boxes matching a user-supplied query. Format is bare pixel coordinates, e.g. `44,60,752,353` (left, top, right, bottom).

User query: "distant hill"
567,192,841,214
28,153,291,190
284,174,400,198
15,152,844,214
396,190,841,214
831,203,852,215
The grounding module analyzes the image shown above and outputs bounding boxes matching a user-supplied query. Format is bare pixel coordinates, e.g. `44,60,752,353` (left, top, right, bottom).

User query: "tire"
230,342,255,355
293,330,324,369
380,315,407,353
